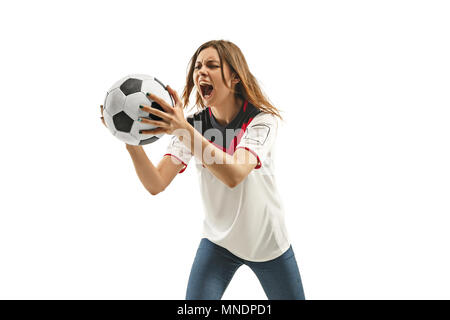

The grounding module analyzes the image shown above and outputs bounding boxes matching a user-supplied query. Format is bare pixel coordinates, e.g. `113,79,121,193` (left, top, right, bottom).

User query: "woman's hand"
100,105,107,127
138,85,189,136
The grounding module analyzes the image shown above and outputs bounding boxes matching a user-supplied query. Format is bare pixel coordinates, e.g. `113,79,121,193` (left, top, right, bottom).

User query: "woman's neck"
210,95,243,127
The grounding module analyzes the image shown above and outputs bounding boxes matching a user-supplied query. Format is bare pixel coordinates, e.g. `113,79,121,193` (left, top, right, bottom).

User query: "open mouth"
200,83,214,99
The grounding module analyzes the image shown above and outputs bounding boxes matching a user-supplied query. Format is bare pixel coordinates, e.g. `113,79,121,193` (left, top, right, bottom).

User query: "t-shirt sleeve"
235,112,278,169
164,134,193,174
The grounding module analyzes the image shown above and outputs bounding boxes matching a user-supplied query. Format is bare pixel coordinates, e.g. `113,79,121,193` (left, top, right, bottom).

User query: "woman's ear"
232,73,240,85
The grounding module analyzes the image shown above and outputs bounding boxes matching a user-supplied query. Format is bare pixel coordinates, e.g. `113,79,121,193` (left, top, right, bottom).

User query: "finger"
139,104,171,121
138,117,170,128
166,85,182,107
100,105,104,116
100,116,107,127
146,92,173,113
139,128,167,135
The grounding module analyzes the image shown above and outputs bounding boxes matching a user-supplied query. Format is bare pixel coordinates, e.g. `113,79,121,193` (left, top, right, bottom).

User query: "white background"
0,0,449,299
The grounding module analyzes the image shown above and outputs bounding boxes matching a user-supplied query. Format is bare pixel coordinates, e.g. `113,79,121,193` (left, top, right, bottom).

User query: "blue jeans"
186,238,305,300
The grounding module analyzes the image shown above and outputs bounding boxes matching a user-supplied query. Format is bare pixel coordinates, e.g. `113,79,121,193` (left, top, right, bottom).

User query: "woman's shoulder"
250,110,279,128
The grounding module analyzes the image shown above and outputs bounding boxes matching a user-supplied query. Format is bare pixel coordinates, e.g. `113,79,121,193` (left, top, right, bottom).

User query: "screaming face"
193,47,239,106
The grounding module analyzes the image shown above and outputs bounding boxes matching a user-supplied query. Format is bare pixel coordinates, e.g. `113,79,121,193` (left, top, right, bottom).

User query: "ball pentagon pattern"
103,74,173,145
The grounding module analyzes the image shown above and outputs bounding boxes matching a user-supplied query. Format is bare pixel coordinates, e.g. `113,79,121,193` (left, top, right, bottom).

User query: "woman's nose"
198,65,208,75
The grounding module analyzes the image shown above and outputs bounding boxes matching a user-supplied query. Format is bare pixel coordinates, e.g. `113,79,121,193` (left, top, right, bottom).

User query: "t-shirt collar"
208,100,248,130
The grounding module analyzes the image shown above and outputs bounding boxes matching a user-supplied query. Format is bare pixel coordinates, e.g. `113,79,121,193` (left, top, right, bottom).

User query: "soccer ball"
103,74,173,145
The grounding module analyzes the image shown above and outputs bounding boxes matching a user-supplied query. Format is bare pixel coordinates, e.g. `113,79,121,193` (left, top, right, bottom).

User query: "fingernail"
146,92,151,97
139,105,143,109
137,118,141,122
139,130,142,134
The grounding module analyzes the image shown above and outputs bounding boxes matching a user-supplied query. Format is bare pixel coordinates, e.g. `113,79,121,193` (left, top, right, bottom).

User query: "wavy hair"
181,40,283,120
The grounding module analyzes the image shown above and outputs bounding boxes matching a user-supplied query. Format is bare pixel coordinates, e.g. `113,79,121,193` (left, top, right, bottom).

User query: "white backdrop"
0,0,449,299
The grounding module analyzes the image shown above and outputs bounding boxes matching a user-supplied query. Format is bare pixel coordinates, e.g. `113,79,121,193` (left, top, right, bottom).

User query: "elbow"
227,183,238,189
147,185,165,196
226,169,250,188
226,176,243,189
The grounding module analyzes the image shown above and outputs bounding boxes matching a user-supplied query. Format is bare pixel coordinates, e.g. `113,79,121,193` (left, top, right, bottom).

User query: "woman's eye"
194,65,219,70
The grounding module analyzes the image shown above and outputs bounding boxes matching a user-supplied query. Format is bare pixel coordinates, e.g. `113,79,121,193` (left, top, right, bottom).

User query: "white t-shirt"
165,100,290,262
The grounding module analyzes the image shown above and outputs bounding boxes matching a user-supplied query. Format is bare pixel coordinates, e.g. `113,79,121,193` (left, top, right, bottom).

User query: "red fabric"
205,107,256,155
163,153,187,173
226,117,254,155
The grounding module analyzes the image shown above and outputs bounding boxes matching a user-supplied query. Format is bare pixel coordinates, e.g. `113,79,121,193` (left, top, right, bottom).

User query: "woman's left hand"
138,85,189,136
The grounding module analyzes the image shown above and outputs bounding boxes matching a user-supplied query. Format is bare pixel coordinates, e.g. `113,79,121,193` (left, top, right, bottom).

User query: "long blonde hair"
181,40,283,120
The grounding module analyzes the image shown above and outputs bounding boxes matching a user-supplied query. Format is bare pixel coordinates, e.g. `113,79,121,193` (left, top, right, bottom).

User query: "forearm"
177,124,245,187
126,145,164,195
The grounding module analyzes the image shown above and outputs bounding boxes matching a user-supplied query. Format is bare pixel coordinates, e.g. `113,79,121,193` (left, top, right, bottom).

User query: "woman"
100,40,305,300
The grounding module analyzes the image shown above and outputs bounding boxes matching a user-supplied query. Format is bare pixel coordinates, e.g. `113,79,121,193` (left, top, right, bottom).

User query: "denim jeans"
186,238,305,300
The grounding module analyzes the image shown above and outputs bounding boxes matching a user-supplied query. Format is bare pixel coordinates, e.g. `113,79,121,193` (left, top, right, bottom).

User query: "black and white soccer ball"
103,74,174,145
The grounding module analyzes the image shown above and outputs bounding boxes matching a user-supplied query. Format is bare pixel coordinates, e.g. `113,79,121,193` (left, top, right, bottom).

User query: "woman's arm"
101,105,183,195
137,87,258,188
126,144,184,195
177,125,258,188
